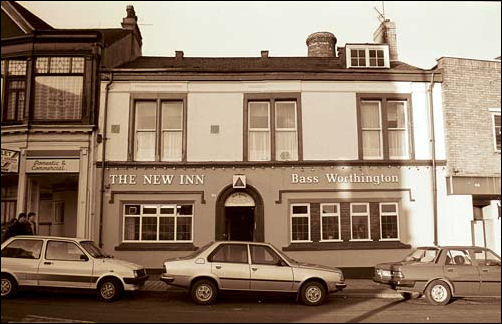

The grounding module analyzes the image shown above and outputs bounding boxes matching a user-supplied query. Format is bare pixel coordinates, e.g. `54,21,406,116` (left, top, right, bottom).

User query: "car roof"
6,235,89,242
417,245,490,250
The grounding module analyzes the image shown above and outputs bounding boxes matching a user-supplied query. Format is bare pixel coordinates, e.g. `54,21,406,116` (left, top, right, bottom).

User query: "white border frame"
350,202,371,241
346,44,390,68
275,101,298,161
320,203,342,242
290,203,311,243
248,101,271,161
360,100,384,159
379,202,400,241
387,100,410,159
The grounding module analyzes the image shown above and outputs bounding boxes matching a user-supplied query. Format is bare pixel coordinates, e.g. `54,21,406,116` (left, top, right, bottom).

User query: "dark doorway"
225,207,254,241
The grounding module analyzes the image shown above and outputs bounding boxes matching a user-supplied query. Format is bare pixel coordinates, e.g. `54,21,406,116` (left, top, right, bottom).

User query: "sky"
18,1,501,69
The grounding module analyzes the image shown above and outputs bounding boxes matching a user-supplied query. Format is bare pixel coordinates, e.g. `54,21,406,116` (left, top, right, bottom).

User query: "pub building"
1,2,142,238
95,17,454,276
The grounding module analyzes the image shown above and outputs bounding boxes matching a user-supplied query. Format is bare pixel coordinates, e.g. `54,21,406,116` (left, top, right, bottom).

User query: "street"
1,290,500,323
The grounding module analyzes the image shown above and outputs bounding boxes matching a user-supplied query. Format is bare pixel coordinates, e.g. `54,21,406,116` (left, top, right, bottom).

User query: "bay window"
1,59,27,123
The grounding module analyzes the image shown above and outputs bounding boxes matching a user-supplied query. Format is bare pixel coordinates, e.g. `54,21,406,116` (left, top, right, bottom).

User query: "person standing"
18,213,33,235
27,212,37,235
4,213,26,240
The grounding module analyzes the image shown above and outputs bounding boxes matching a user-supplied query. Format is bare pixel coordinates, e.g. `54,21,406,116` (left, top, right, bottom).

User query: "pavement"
140,275,403,299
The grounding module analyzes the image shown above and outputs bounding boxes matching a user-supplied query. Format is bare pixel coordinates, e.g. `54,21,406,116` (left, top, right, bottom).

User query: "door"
443,249,480,296
225,207,254,241
0,238,44,286
37,240,94,288
249,244,294,292
472,248,501,296
209,243,250,290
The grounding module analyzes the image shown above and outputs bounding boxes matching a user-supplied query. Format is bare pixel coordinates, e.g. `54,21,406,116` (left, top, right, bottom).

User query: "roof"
99,28,131,47
8,1,53,31
418,245,491,250
4,235,89,241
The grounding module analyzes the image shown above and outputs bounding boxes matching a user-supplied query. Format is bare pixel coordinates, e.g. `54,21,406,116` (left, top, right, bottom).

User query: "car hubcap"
196,284,212,302
1,279,12,296
431,285,447,302
306,286,322,303
101,282,116,299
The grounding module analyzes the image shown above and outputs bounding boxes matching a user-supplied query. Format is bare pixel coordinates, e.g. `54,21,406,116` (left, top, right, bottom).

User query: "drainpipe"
99,72,113,248
428,72,438,246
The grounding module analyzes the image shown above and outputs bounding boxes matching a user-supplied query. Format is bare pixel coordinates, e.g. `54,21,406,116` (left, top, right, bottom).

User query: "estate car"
160,241,346,306
1,236,149,301
373,246,501,305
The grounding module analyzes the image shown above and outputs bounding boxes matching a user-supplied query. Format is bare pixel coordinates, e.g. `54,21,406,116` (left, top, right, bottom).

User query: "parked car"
373,246,501,305
1,236,149,301
160,241,346,305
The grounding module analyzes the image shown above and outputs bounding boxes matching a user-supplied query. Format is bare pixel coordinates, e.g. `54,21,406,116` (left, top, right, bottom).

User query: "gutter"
428,72,438,246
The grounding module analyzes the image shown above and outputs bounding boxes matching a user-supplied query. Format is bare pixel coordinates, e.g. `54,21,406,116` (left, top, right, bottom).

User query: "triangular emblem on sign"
233,175,246,188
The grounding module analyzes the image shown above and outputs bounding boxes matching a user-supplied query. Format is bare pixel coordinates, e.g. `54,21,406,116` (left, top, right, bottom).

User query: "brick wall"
438,57,501,176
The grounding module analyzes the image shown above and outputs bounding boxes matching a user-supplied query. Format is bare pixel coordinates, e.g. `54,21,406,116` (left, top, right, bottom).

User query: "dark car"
373,246,501,305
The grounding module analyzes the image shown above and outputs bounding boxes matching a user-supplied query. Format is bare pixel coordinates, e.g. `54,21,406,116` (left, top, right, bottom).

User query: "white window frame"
248,101,271,161
346,44,390,68
387,100,410,159
122,203,194,243
320,203,342,242
275,101,298,161
134,101,157,161
161,101,184,161
379,202,400,241
361,100,384,159
350,203,371,241
290,203,311,243
490,109,501,153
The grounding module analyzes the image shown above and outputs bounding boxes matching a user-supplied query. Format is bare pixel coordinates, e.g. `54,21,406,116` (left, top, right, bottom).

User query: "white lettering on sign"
109,174,205,186
291,173,399,185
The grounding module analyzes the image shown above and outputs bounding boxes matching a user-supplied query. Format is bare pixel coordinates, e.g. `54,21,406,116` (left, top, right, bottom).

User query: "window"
45,241,87,261
209,244,248,263
346,45,390,68
245,94,301,161
493,113,501,152
123,203,193,242
33,57,84,120
380,203,399,240
1,59,27,122
472,249,501,266
350,203,370,240
1,239,43,259
290,204,310,242
358,95,412,160
250,245,281,265
320,203,341,241
133,100,185,161
445,249,472,266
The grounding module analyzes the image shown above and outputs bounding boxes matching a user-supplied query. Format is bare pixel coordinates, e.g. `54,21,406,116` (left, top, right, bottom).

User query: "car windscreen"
80,241,108,258
184,241,214,259
402,248,439,263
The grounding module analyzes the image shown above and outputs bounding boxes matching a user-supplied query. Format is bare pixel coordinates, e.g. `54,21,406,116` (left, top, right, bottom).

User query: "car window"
403,248,438,263
250,245,281,265
45,241,88,261
1,239,43,259
209,244,248,264
445,249,472,266
472,249,501,267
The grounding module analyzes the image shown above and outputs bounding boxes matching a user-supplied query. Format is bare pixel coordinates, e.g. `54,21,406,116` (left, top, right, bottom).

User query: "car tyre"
1,274,17,298
300,281,326,306
98,277,123,302
425,280,451,306
191,279,218,305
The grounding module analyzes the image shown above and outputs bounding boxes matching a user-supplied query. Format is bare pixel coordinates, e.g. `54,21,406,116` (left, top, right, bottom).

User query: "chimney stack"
306,32,337,57
175,51,184,60
373,19,398,61
121,5,138,30
261,50,269,58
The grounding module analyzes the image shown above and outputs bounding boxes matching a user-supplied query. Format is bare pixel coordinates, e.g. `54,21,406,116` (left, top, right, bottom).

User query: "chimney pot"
261,50,269,58
306,32,337,57
122,5,138,30
373,20,398,61
175,51,184,59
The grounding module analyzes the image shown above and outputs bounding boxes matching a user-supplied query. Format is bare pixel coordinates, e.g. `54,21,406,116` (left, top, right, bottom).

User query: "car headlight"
391,270,404,279
133,270,139,278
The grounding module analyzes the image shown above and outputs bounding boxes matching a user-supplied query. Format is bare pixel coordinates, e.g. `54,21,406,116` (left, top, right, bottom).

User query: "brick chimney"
122,5,138,30
306,32,337,57
373,19,398,61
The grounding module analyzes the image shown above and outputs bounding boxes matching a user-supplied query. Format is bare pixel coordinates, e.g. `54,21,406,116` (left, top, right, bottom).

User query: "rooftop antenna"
374,1,386,23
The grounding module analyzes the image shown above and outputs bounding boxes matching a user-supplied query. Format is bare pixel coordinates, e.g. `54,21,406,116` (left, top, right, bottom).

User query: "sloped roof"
8,1,53,31
99,28,131,47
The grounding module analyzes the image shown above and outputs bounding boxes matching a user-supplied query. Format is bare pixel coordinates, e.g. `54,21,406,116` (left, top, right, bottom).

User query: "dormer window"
346,44,390,68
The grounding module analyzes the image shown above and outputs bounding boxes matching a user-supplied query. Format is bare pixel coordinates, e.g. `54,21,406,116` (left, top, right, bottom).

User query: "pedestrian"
27,212,37,235
3,213,26,241
18,213,33,235
1,217,18,243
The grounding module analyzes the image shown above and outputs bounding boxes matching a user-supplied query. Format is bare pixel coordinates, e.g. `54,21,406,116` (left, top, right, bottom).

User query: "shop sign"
1,149,20,173
291,173,399,185
109,174,205,185
26,159,80,173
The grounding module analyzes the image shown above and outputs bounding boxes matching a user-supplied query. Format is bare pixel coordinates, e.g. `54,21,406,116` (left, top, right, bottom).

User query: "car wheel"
300,281,327,306
98,278,123,302
191,279,218,305
1,274,17,298
425,280,451,306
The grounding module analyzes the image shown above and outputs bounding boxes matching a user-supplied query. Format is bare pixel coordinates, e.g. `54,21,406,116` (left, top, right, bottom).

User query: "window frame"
243,93,303,162
346,44,390,68
359,100,384,159
320,203,342,242
491,110,501,153
379,202,400,241
350,202,371,241
1,59,27,123
45,240,89,262
290,203,311,243
207,243,250,264
274,101,299,161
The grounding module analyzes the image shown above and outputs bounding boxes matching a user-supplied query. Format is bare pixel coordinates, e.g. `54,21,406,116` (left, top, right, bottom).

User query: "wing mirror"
80,254,89,261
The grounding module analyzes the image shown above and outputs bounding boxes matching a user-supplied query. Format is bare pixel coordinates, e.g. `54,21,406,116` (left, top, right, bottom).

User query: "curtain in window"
276,102,297,160
361,101,382,158
33,76,83,120
387,101,408,158
161,102,183,161
135,101,156,161
249,102,270,161
162,131,182,161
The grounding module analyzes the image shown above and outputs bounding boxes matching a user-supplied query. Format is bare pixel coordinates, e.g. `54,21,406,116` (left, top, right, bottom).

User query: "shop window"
320,203,341,241
346,45,390,68
492,112,501,152
350,203,370,241
358,94,412,160
133,100,185,161
123,203,193,242
290,203,310,242
1,59,27,123
379,202,399,240
33,57,84,120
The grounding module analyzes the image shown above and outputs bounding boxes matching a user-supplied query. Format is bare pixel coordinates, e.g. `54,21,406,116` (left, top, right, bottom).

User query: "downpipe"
428,73,438,246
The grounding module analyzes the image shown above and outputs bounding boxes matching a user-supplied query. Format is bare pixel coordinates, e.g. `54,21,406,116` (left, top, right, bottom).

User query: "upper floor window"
33,57,85,121
357,94,413,160
346,45,390,68
1,59,27,123
132,98,185,161
492,112,501,152
245,93,302,162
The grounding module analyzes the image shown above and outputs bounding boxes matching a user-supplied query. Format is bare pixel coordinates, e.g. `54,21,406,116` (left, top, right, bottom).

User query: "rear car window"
1,239,43,259
209,244,248,263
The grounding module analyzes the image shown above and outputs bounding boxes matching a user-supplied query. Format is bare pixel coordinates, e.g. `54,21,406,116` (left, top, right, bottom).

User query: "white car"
1,236,149,302
160,241,346,306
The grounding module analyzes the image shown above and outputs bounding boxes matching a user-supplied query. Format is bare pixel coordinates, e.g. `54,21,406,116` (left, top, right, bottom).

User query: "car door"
0,238,44,286
208,243,250,290
472,248,501,296
249,244,294,292
37,240,94,289
443,249,480,296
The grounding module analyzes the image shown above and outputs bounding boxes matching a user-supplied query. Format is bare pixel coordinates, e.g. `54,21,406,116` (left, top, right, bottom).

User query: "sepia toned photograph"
1,1,500,323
